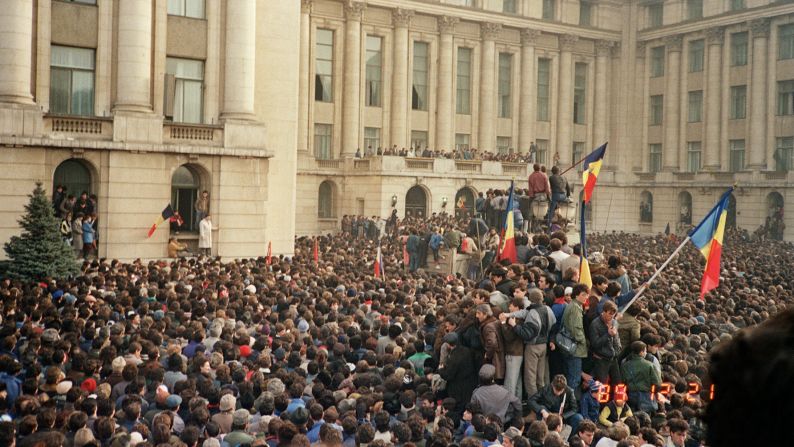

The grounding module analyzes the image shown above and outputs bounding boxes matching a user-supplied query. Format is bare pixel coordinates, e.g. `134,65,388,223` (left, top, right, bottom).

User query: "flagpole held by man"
578,143,607,290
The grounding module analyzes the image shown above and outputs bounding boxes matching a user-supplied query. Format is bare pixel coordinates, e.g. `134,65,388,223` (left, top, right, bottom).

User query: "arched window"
53,159,92,200
172,165,200,232
726,194,737,229
455,187,476,220
678,191,693,225
640,191,653,223
766,192,784,240
318,181,334,218
405,186,428,218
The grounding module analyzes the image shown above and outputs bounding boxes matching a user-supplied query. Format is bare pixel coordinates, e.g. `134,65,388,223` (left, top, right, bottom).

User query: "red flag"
313,238,319,263
374,245,383,279
266,241,272,265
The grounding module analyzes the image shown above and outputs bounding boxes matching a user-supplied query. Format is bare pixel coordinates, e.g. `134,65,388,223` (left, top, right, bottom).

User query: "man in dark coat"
438,333,477,422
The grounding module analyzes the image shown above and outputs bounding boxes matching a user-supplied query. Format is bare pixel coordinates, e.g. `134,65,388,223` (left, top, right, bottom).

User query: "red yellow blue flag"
498,181,518,264
688,188,733,299
147,204,175,238
581,143,607,204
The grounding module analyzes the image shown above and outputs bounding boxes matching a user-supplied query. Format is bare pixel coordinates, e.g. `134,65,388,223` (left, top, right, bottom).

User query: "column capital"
481,22,502,41
636,40,647,55
521,29,541,45
392,8,414,28
663,34,683,52
438,16,459,34
749,18,770,38
595,39,614,56
559,34,578,51
706,26,725,45
344,1,366,21
301,0,313,14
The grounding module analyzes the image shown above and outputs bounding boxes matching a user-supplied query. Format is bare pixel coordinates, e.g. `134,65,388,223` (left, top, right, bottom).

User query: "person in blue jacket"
82,214,96,259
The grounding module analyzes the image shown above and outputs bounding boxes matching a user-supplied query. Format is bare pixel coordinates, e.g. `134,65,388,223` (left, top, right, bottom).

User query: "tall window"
542,0,555,19
171,165,200,232
498,53,512,118
318,181,334,218
165,57,204,123
650,95,663,125
456,48,472,114
167,0,204,18
778,80,794,115
731,32,748,66
314,124,332,159
315,29,334,102
412,42,429,111
503,0,516,13
687,141,701,172
537,58,551,121
455,133,470,151
776,137,794,171
650,46,665,77
689,39,704,72
50,45,95,116
729,140,745,172
411,130,428,150
730,85,746,119
536,140,549,165
648,3,663,27
497,137,512,155
573,62,587,124
688,90,703,122
649,144,662,173
365,36,382,107
572,142,585,167
780,24,794,60
364,127,380,152
579,1,592,26
686,0,702,19
730,0,745,10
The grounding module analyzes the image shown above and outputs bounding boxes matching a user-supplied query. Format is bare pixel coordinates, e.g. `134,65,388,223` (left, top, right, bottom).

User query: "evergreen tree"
4,182,79,281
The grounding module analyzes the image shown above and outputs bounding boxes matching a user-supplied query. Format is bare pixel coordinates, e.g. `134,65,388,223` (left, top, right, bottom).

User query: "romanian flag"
374,245,384,279
579,188,593,289
313,238,319,263
580,257,592,289
147,205,175,238
498,181,518,264
581,143,608,204
266,241,272,265
689,188,733,299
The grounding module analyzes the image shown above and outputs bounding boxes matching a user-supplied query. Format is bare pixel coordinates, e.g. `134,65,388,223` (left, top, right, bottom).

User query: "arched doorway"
455,187,476,220
171,165,201,232
318,181,335,218
405,186,428,218
640,191,653,223
726,194,737,229
766,192,784,240
53,159,92,200
678,191,693,226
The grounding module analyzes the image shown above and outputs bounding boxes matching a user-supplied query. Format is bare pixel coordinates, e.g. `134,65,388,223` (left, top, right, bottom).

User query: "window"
572,142,585,167
50,45,95,116
688,90,703,122
503,0,516,13
650,46,665,77
364,127,380,152
536,140,549,165
365,36,382,107
171,165,200,232
687,142,702,172
165,57,204,123
686,0,702,19
537,58,551,121
640,191,653,223
731,32,748,66
542,0,555,19
730,85,746,119
648,3,663,27
455,133,470,151
649,95,663,125
498,53,512,118
730,0,745,10
649,144,662,173
318,181,334,218
315,29,334,102
411,130,428,150
573,62,587,124
689,39,704,73
579,1,592,26
776,137,794,171
412,42,429,111
780,24,794,60
456,48,472,114
314,124,332,159
778,80,794,116
730,140,745,172
497,137,512,155
167,0,204,18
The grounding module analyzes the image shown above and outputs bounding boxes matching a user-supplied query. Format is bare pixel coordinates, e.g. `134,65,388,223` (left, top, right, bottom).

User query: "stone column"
662,34,683,171
203,0,221,123
637,41,649,172
341,1,366,156
704,27,724,170
115,0,153,112
478,23,501,152
0,0,34,104
519,29,540,152
748,18,769,170
593,40,612,148
95,0,113,116
390,8,413,150
35,0,52,111
556,34,577,168
298,0,312,152
435,16,458,152
221,0,256,120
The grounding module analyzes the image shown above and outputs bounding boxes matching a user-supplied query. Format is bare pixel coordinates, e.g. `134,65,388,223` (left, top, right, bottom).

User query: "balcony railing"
406,158,434,170
502,162,527,176
45,115,113,139
317,159,342,169
455,160,482,173
163,122,223,145
353,159,371,170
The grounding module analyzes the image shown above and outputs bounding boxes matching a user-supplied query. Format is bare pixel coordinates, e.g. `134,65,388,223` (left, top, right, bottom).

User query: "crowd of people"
353,145,544,164
0,207,790,447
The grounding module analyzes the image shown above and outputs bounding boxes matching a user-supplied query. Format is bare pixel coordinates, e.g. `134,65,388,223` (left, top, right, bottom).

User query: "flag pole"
621,235,691,312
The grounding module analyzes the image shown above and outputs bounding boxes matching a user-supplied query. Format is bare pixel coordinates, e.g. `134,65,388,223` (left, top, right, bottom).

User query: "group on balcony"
353,144,536,163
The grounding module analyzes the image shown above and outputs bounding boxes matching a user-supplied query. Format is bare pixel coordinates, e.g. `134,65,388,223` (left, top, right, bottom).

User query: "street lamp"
441,197,448,208
391,194,398,207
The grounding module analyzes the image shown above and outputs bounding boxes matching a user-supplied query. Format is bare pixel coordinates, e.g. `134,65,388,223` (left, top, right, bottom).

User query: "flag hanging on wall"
147,205,175,238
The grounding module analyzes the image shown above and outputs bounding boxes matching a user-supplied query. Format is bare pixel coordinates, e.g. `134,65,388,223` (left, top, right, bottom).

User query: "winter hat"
239,345,252,358
112,356,126,373
42,328,60,344
81,378,97,393
166,394,182,409
56,381,73,395
232,409,250,427
297,319,310,333
220,394,236,412
589,380,603,393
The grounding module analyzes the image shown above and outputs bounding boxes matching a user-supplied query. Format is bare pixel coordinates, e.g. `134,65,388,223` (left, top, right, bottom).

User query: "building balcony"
163,122,224,147
45,115,113,140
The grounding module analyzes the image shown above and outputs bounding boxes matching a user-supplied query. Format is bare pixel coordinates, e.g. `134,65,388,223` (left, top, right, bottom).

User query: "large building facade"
0,0,793,261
